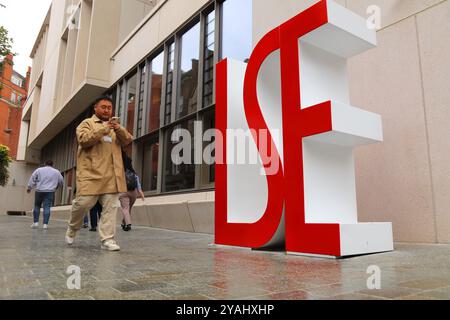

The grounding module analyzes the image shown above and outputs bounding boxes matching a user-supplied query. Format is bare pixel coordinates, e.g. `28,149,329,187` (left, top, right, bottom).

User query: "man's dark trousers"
33,192,55,224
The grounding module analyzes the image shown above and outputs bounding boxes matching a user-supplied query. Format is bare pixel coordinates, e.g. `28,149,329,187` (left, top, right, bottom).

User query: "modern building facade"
0,53,30,159
17,0,450,244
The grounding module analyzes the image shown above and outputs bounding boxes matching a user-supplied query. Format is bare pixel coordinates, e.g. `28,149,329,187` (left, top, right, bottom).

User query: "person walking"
88,201,102,232
119,152,145,232
27,160,64,229
82,214,89,228
65,95,133,251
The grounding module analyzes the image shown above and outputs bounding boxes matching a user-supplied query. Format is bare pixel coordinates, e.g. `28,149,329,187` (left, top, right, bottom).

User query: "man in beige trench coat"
65,96,133,251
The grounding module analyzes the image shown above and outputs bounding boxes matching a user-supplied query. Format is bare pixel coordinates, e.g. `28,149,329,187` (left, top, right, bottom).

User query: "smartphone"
110,117,120,124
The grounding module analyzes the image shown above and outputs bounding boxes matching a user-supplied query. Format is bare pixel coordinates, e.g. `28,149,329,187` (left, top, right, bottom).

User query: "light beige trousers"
68,194,119,242
118,190,137,225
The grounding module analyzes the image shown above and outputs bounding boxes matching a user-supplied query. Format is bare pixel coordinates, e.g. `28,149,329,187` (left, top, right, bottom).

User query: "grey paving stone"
2,215,450,300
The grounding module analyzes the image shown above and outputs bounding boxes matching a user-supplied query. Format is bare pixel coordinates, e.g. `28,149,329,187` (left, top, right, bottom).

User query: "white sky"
0,0,52,77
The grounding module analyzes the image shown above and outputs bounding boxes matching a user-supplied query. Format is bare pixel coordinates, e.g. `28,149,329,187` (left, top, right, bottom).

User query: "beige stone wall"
0,161,38,215
349,0,450,244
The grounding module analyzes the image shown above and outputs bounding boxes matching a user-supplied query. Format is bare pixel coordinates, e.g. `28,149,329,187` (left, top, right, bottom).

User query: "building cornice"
110,0,167,60
30,4,52,59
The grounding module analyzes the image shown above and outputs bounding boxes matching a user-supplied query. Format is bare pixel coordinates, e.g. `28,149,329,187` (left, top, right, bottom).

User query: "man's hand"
26,189,31,194
139,190,145,201
107,121,121,131
102,122,112,135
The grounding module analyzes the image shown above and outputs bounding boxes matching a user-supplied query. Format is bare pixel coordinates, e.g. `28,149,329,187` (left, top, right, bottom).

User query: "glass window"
177,22,200,119
136,64,146,137
203,10,215,108
221,0,252,62
201,109,215,186
164,42,175,125
125,73,137,135
11,92,16,103
148,51,164,133
11,75,23,87
163,118,196,192
63,169,74,205
109,89,117,117
142,135,159,191
117,82,125,122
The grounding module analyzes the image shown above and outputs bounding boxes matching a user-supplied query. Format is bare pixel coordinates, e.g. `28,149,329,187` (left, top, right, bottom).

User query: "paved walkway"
1,215,450,300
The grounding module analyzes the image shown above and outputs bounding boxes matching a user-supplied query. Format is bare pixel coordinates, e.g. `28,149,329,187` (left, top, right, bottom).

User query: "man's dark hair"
45,160,54,167
92,95,113,108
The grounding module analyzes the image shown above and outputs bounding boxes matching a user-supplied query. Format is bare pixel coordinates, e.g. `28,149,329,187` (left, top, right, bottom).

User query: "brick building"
0,53,30,159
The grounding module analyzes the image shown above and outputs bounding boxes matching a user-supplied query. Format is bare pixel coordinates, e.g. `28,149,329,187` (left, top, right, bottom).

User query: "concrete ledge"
125,204,150,226
51,207,71,221
187,200,214,234
25,195,215,235
147,202,194,233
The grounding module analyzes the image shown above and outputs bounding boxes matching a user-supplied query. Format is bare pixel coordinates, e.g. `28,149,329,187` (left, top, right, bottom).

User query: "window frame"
124,71,138,135
175,18,201,121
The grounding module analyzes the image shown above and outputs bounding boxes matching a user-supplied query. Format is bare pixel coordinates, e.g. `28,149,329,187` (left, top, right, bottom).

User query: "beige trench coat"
75,115,133,196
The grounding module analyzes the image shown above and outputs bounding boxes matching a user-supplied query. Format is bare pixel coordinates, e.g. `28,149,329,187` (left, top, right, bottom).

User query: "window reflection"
163,119,196,192
142,136,159,191
136,65,146,137
177,22,200,119
108,89,117,115
126,73,137,135
148,51,164,133
201,109,215,185
203,10,215,108
117,82,125,122
221,0,252,62
164,42,175,125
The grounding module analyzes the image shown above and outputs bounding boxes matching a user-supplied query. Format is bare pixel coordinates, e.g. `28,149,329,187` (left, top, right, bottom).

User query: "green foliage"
0,26,14,58
0,145,12,187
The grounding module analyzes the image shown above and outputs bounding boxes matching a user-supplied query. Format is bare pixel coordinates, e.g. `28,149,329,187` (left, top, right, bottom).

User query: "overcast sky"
0,0,52,77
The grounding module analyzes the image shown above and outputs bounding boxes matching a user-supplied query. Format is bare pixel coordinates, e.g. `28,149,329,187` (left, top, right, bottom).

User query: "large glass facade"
117,82,125,124
201,109,215,186
163,119,196,192
136,64,146,137
177,22,200,119
221,0,252,62
142,136,159,191
148,51,164,133
164,42,175,125
203,10,215,108
43,0,253,199
125,73,137,135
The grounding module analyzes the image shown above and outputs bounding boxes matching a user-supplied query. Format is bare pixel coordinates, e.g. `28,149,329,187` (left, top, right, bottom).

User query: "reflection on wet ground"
1,215,450,300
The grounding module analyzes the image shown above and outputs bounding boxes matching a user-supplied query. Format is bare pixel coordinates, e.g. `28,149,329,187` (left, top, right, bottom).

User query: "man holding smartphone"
65,95,133,251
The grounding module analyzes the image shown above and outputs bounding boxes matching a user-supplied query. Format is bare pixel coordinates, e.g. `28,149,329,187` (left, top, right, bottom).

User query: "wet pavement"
1,215,450,300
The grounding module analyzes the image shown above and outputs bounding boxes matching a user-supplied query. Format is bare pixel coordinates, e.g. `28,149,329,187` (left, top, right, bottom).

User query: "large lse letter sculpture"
215,0,394,258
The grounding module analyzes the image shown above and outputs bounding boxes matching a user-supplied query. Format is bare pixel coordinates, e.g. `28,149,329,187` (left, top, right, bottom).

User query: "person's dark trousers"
89,201,103,229
33,191,55,225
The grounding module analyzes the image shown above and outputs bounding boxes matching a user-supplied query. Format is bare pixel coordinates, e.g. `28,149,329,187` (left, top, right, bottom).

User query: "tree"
0,145,12,187
0,26,14,58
